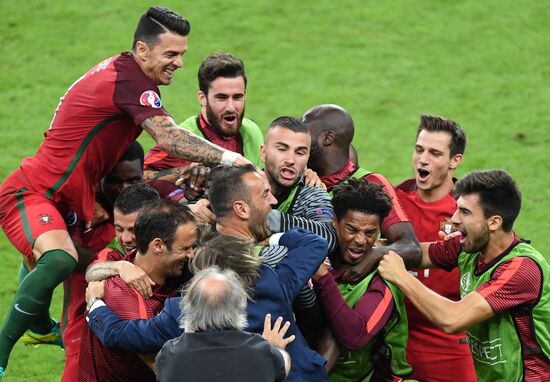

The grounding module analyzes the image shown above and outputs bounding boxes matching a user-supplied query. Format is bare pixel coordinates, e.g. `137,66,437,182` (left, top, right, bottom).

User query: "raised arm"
86,260,154,299
141,115,248,166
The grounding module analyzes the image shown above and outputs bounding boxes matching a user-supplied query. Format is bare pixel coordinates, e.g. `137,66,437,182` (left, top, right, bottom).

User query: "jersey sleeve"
113,59,169,126
104,277,150,320
476,257,542,313
364,173,409,232
428,236,462,271
314,273,394,350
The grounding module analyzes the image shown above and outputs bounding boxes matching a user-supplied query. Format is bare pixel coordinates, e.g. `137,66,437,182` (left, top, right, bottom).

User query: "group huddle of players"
0,6,548,382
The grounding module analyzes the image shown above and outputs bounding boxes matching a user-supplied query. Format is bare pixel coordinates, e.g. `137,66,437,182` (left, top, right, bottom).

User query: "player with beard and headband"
144,52,263,173
395,115,476,382
379,170,550,382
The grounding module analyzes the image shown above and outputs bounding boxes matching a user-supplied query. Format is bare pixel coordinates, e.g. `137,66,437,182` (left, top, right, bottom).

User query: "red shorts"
61,352,80,382
0,170,68,258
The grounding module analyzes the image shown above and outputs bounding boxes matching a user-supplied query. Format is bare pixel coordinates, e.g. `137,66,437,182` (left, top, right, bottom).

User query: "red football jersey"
78,250,176,381
396,179,471,366
18,53,168,221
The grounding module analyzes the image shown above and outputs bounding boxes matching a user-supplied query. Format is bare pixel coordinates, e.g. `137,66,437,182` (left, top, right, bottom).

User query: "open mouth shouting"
416,168,430,183
279,166,297,182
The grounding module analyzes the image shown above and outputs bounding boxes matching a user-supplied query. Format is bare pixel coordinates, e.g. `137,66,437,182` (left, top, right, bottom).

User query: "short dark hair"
135,199,196,253
207,164,258,218
416,115,467,157
132,6,191,50
198,52,247,94
455,170,521,232
120,141,145,168
114,183,160,214
269,116,309,134
332,178,392,224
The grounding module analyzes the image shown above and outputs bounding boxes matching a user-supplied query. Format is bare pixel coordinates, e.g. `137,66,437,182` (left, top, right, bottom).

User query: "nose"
268,192,277,206
353,232,367,246
121,230,133,244
450,209,461,225
173,55,183,68
419,151,429,164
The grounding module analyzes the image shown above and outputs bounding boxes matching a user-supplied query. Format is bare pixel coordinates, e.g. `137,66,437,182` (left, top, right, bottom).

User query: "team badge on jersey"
38,214,53,225
140,90,162,108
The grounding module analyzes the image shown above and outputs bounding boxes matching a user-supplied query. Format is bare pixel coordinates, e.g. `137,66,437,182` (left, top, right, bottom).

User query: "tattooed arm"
86,260,154,299
141,115,248,166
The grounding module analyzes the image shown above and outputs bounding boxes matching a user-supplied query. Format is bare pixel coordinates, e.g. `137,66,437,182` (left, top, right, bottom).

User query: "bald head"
301,104,354,143
301,104,355,174
181,266,248,332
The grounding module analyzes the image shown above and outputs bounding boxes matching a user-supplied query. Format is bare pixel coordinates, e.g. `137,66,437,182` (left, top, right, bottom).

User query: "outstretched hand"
262,314,295,350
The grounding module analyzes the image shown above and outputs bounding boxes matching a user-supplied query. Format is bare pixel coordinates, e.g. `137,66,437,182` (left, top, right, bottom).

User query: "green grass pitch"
0,1,548,380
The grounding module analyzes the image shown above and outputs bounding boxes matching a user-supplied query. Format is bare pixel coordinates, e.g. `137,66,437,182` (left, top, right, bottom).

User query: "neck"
216,220,255,242
480,231,515,263
133,253,165,286
417,176,454,203
314,150,349,176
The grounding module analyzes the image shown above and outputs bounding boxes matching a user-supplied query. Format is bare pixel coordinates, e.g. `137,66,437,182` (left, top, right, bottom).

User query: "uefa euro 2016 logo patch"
140,90,162,108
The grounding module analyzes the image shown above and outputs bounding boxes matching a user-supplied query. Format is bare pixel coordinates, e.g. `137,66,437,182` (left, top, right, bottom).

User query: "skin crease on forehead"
261,127,311,195
334,210,380,266
200,76,246,138
136,32,188,86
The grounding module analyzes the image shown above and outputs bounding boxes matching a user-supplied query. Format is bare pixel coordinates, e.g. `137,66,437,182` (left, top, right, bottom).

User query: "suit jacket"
88,228,329,382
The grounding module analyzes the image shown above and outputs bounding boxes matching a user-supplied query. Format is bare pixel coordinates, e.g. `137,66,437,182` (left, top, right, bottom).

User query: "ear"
332,216,338,230
134,41,150,62
150,237,165,255
487,215,503,232
449,154,463,170
322,131,336,146
259,144,266,163
232,200,250,219
198,90,207,107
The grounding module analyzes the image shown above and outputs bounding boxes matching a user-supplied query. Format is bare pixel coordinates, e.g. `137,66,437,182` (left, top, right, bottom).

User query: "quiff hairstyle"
332,178,392,224
455,169,521,232
198,52,247,94
132,6,190,50
416,115,467,157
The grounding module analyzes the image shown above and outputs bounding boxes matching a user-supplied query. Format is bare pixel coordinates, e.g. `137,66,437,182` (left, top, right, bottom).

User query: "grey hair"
180,266,248,333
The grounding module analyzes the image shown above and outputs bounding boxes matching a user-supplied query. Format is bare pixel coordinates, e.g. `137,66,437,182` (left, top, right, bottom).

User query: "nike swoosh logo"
14,304,39,316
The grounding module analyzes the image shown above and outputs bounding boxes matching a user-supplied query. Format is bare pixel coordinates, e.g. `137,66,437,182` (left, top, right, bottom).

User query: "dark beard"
205,102,245,138
307,139,322,172
464,225,490,254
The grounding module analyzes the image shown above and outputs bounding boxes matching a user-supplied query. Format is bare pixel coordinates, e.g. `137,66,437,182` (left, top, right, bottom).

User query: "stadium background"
0,1,548,380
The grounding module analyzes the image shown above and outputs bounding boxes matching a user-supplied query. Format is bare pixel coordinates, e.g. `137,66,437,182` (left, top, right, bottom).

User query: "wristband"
221,150,240,166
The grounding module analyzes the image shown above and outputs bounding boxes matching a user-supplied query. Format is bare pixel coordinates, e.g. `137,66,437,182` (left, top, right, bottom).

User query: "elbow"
440,318,466,335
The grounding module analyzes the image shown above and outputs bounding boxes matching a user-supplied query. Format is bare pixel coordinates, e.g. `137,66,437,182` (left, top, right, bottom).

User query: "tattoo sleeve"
141,115,224,165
